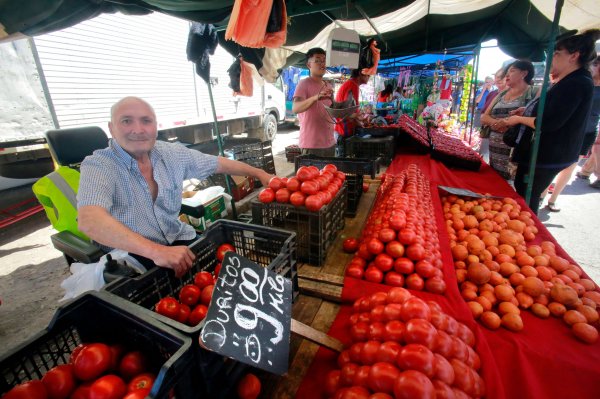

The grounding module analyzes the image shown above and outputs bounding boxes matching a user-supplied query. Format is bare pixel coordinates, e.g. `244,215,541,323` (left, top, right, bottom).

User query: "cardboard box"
229,175,255,201
181,194,228,232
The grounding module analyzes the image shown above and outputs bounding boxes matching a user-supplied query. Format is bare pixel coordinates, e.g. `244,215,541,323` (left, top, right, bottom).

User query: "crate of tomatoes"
294,154,379,217
252,166,347,265
0,291,197,399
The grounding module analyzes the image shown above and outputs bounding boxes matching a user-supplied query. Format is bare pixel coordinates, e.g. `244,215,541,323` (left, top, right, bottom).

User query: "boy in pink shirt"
292,48,336,156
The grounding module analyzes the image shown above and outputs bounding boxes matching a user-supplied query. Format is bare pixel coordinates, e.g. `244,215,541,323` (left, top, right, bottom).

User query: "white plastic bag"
60,250,146,301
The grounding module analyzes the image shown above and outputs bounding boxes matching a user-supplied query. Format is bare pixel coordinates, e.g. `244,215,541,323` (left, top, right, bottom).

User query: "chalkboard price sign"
200,252,293,375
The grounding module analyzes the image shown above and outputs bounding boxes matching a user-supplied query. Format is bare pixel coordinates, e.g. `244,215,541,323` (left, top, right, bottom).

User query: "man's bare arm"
292,95,319,114
78,205,194,277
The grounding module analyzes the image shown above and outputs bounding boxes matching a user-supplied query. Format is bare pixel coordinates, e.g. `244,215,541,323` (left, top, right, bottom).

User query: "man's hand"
257,170,274,188
150,244,195,278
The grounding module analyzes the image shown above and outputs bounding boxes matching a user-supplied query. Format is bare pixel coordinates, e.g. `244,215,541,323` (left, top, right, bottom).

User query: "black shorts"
580,132,597,156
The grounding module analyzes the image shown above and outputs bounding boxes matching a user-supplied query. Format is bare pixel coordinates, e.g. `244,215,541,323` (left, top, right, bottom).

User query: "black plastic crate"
105,219,298,335
344,135,395,165
355,126,400,137
0,292,196,399
294,154,378,217
251,185,346,265
190,138,275,187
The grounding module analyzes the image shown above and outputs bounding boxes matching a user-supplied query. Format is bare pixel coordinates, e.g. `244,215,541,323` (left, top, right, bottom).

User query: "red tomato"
337,350,352,368
324,370,341,395
307,166,320,179
296,166,312,182
433,354,455,385
385,241,405,258
73,343,112,381
107,344,125,371
405,273,425,291
450,359,476,396
384,271,405,287
337,386,370,399
398,229,416,245
275,188,291,203
315,176,328,190
343,238,359,253
300,180,319,195
433,330,453,358
305,195,324,212
376,341,402,363
123,391,150,399
383,320,405,342
216,243,235,261
354,365,371,389
349,342,365,363
383,303,403,321
369,394,393,399
323,164,338,174
69,344,87,364
368,362,401,394
42,364,75,399
404,319,437,348
258,188,275,203
362,182,370,193
350,322,370,342
3,380,48,399
179,284,201,307
406,244,425,261
364,267,384,284
374,253,394,272
424,277,446,294
392,255,412,273
155,297,180,320
286,177,301,191
386,287,412,304
397,344,434,377
236,373,261,399
401,297,431,321
393,370,435,399
193,271,213,289
389,215,406,231
177,303,191,324
213,263,222,277
69,382,92,399
268,176,284,191
127,373,155,392
200,285,214,306
346,265,364,279
89,375,127,399
289,191,306,207
188,304,208,326
378,228,396,243
359,341,381,365
366,238,384,255
119,351,146,380
340,363,359,386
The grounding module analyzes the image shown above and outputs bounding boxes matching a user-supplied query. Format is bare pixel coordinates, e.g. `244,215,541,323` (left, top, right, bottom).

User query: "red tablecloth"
296,153,600,398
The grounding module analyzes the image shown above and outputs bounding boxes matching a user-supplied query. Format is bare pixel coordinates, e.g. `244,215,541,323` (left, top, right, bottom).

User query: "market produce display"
344,165,446,294
396,115,430,150
325,287,485,398
153,243,235,326
442,194,599,343
258,165,346,212
3,342,156,399
431,130,481,171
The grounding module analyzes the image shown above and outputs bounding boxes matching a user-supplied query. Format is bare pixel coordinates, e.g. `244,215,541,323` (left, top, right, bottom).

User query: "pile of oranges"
442,194,599,344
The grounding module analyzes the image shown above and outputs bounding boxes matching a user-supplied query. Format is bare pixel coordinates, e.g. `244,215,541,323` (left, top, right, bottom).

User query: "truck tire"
263,113,278,141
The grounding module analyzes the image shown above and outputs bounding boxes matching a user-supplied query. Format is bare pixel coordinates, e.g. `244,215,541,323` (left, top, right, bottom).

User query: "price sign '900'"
200,252,293,375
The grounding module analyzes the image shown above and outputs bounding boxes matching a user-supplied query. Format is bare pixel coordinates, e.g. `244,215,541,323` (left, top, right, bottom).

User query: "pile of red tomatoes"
344,165,445,294
153,243,235,326
4,343,155,399
326,287,485,398
258,164,346,212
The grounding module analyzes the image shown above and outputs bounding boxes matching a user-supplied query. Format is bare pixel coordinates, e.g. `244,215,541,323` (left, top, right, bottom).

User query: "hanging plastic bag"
225,0,287,48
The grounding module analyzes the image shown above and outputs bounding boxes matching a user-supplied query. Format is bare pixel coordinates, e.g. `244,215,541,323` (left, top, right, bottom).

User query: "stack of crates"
294,154,379,217
285,144,302,163
104,219,297,397
251,186,347,265
0,292,197,398
344,135,395,165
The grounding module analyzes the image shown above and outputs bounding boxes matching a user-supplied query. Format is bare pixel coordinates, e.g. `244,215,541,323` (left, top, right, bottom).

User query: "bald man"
77,97,272,277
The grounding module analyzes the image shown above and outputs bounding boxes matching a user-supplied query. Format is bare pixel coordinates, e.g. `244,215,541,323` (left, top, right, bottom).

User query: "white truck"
0,12,286,189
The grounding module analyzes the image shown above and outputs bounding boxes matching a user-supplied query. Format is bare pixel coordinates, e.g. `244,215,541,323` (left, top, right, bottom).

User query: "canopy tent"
376,52,473,77
1,0,598,72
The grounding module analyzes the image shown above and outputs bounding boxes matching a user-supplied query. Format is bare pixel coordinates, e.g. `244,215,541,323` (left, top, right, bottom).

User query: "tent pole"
524,0,564,206
468,45,481,144
207,78,238,220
